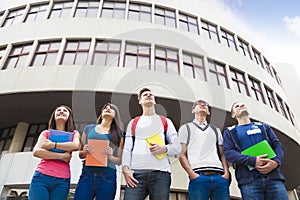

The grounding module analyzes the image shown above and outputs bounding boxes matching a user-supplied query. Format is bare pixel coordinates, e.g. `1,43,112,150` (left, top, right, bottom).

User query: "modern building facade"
0,0,299,199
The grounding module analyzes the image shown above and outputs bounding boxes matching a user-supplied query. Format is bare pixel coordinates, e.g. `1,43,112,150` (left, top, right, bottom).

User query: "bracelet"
54,142,57,149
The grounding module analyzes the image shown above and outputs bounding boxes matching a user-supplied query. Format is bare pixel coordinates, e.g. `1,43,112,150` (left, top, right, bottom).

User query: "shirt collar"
193,119,207,126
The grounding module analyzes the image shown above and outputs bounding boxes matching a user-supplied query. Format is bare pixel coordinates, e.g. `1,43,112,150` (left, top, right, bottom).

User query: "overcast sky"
200,0,300,76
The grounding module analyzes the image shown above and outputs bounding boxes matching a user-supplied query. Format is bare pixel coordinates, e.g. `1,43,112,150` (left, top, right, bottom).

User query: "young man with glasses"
223,102,288,200
178,99,230,200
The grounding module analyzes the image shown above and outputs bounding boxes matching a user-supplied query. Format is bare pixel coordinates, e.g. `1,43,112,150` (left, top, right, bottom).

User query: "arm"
107,137,124,165
219,145,230,179
165,118,182,156
179,143,199,180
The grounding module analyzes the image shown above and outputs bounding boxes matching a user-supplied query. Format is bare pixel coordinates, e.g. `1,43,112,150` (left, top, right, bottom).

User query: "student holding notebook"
74,103,124,200
28,105,81,200
223,102,288,200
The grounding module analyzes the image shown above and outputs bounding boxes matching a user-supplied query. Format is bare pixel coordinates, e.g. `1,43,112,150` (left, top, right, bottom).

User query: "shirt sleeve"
121,120,134,168
165,118,182,156
217,128,223,145
178,124,188,144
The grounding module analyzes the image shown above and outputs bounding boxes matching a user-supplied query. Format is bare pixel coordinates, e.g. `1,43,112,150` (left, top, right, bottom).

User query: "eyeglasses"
195,101,209,107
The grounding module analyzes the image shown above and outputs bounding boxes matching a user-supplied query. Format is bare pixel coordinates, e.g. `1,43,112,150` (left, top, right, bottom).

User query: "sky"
202,0,300,76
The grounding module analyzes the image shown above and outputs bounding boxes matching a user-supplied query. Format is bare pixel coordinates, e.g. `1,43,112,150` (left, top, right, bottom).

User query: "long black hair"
48,105,76,132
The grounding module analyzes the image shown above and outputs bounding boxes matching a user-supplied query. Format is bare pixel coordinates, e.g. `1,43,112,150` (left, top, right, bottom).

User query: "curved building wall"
0,0,299,199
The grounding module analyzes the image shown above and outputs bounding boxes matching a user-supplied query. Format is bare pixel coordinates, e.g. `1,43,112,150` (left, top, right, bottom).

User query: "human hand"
255,154,268,168
41,139,54,150
122,167,138,188
189,171,200,180
256,159,279,174
61,152,72,163
149,143,167,155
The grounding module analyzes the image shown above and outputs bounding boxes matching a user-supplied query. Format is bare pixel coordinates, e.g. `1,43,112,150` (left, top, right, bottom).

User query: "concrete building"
0,0,299,199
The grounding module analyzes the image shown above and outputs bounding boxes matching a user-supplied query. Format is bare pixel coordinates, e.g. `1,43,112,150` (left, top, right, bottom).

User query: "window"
230,68,249,95
31,41,61,66
128,3,151,22
0,46,7,62
101,1,126,19
155,47,179,75
49,1,73,19
208,60,229,88
3,7,25,27
272,67,282,85
0,12,4,25
179,13,199,34
265,86,278,111
252,48,263,67
124,42,151,70
220,29,236,50
154,6,176,28
25,3,48,22
182,52,206,80
238,38,251,59
92,40,121,66
248,76,265,103
201,20,219,42
285,104,295,125
263,58,273,76
22,123,47,152
75,0,100,18
61,40,91,65
3,43,33,69
0,126,16,155
276,96,288,119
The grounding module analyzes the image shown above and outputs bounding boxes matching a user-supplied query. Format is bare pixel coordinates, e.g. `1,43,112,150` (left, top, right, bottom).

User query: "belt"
195,170,222,176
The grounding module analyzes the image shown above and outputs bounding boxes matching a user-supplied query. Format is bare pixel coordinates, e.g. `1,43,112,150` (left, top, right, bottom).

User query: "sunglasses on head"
195,101,209,106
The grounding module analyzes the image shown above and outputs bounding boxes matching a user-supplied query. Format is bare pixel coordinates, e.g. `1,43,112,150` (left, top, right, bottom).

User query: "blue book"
48,130,74,153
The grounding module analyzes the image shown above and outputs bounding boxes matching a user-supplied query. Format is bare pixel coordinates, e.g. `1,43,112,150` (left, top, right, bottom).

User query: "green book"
241,140,276,159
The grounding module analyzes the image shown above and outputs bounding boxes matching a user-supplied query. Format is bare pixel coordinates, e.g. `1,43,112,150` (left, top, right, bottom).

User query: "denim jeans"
74,171,117,200
123,170,171,200
28,171,70,200
188,174,230,200
240,176,289,200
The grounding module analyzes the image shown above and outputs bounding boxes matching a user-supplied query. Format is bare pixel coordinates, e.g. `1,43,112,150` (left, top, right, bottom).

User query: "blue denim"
123,171,171,200
188,174,230,200
74,171,117,200
28,171,70,200
240,176,289,200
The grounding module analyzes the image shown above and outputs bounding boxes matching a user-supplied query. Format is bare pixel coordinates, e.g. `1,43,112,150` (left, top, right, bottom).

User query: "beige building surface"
0,0,299,199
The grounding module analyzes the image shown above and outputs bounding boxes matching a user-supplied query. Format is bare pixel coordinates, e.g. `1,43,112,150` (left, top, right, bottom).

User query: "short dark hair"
231,102,238,114
192,99,209,109
137,87,151,100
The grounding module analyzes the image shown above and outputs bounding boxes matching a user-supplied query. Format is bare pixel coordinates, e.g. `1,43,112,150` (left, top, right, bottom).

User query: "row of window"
0,0,281,84
0,37,294,125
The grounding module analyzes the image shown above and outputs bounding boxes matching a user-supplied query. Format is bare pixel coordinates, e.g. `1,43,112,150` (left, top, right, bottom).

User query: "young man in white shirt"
122,87,181,200
178,99,230,200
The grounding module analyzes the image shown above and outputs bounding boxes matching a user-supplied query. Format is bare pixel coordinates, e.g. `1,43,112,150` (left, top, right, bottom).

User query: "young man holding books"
122,87,181,200
178,99,230,200
223,102,288,200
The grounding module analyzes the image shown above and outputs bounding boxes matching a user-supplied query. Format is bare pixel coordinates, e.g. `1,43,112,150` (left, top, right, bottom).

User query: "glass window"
155,7,176,28
75,0,100,17
265,86,278,111
263,58,273,76
201,20,219,43
272,67,282,85
61,40,91,65
3,7,25,27
248,76,265,103
101,1,126,19
220,29,236,50
49,1,73,19
0,126,16,155
155,47,179,75
182,52,206,80
124,42,151,70
252,48,263,67
31,41,61,66
208,60,229,88
276,96,288,119
0,12,4,25
128,3,151,23
22,123,47,152
25,3,48,22
92,40,121,66
285,104,295,125
179,13,199,34
230,68,249,95
238,38,252,60
3,43,33,69
0,46,7,63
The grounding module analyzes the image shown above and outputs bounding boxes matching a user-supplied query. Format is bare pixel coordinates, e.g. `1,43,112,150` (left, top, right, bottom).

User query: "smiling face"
54,106,70,122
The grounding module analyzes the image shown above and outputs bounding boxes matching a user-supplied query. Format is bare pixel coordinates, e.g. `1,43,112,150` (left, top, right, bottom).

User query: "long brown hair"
48,105,76,132
96,103,122,147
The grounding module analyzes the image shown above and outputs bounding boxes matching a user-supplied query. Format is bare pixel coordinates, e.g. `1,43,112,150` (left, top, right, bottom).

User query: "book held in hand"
145,132,167,160
48,130,74,153
86,139,109,167
241,140,276,159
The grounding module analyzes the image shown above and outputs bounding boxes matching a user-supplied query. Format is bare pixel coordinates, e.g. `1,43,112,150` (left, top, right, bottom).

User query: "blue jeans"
28,171,70,200
124,170,171,200
240,176,289,200
74,171,117,200
188,174,230,200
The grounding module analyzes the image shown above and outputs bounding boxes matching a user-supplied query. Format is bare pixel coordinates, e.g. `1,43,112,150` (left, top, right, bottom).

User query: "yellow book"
145,133,167,160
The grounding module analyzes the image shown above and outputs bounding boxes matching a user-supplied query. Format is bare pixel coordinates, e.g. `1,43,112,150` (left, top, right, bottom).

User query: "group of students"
28,87,289,200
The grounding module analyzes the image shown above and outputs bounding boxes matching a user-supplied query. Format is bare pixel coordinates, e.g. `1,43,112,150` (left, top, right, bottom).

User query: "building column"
9,122,29,153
